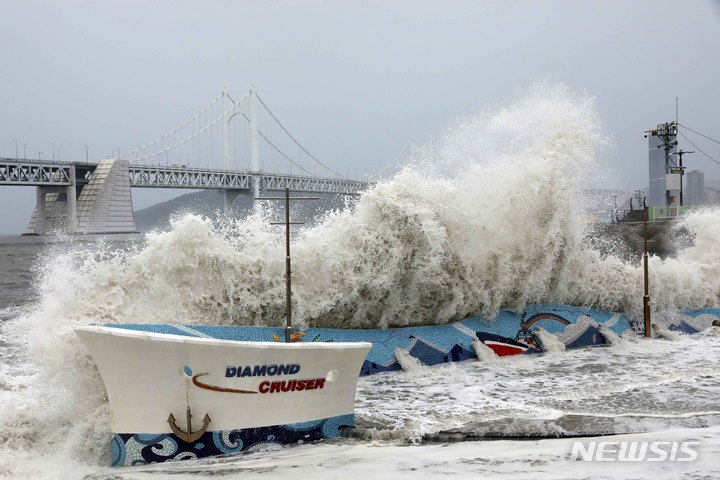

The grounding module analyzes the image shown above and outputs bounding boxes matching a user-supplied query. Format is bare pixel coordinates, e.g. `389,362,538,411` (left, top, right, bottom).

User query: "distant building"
686,170,705,205
648,134,668,206
705,187,720,205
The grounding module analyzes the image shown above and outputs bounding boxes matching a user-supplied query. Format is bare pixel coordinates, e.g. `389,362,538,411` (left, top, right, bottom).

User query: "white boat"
76,325,371,467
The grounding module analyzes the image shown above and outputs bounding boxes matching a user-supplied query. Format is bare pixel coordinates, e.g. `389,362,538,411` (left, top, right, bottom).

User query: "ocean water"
2,84,720,479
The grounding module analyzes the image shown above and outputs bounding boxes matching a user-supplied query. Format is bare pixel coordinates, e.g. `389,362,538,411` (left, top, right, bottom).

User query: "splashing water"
2,83,720,477
534,327,567,353
393,348,426,372
471,339,500,364
699,326,720,337
598,324,627,346
652,325,682,341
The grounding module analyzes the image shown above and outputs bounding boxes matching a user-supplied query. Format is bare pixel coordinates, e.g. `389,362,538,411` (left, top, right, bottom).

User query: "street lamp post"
23,143,28,160
672,150,695,207
13,139,18,159
38,151,42,161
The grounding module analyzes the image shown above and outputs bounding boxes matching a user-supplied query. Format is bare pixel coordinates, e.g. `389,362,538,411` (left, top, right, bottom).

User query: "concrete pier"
25,159,136,235
75,159,136,234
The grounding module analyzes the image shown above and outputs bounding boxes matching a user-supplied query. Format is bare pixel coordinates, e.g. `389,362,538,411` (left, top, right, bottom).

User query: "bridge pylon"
27,182,77,235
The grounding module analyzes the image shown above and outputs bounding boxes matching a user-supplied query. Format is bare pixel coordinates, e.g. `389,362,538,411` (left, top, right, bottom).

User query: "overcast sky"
1,0,719,234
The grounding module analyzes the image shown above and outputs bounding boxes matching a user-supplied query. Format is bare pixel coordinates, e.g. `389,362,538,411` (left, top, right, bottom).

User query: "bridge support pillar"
252,175,260,207
223,190,242,214
26,183,77,235
34,188,47,235
66,182,77,232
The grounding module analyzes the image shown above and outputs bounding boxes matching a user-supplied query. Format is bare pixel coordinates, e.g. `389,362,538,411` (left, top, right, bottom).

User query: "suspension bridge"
0,87,372,235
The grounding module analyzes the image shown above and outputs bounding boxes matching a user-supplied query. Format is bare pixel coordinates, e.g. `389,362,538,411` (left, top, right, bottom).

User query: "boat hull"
110,414,354,467
483,339,530,356
75,326,371,467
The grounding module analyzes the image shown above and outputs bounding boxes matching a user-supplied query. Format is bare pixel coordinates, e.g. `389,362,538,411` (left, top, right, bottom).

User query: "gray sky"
1,0,719,234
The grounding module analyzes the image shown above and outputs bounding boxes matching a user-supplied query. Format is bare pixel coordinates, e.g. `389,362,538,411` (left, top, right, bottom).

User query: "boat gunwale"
74,325,372,350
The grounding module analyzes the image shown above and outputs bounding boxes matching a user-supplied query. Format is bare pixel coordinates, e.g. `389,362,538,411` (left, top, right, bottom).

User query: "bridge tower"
249,86,261,202
222,86,261,213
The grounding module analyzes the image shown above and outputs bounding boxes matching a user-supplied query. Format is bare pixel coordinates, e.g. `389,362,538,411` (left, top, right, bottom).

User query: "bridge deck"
0,158,370,194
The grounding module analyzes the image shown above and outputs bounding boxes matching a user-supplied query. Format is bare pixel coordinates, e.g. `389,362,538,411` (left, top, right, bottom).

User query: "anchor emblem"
167,407,211,443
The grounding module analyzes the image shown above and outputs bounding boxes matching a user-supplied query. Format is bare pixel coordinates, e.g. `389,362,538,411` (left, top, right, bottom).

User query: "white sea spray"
472,339,499,364
534,327,567,353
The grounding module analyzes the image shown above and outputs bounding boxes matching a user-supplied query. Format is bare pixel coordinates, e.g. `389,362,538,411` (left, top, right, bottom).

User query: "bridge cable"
377,138,413,177
428,137,444,162
258,129,315,176
253,124,316,176
132,91,251,163
119,91,225,160
225,91,238,107
237,107,319,177
254,92,345,178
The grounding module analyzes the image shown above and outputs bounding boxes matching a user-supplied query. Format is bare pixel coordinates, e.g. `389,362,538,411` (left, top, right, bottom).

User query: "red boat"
476,332,538,356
